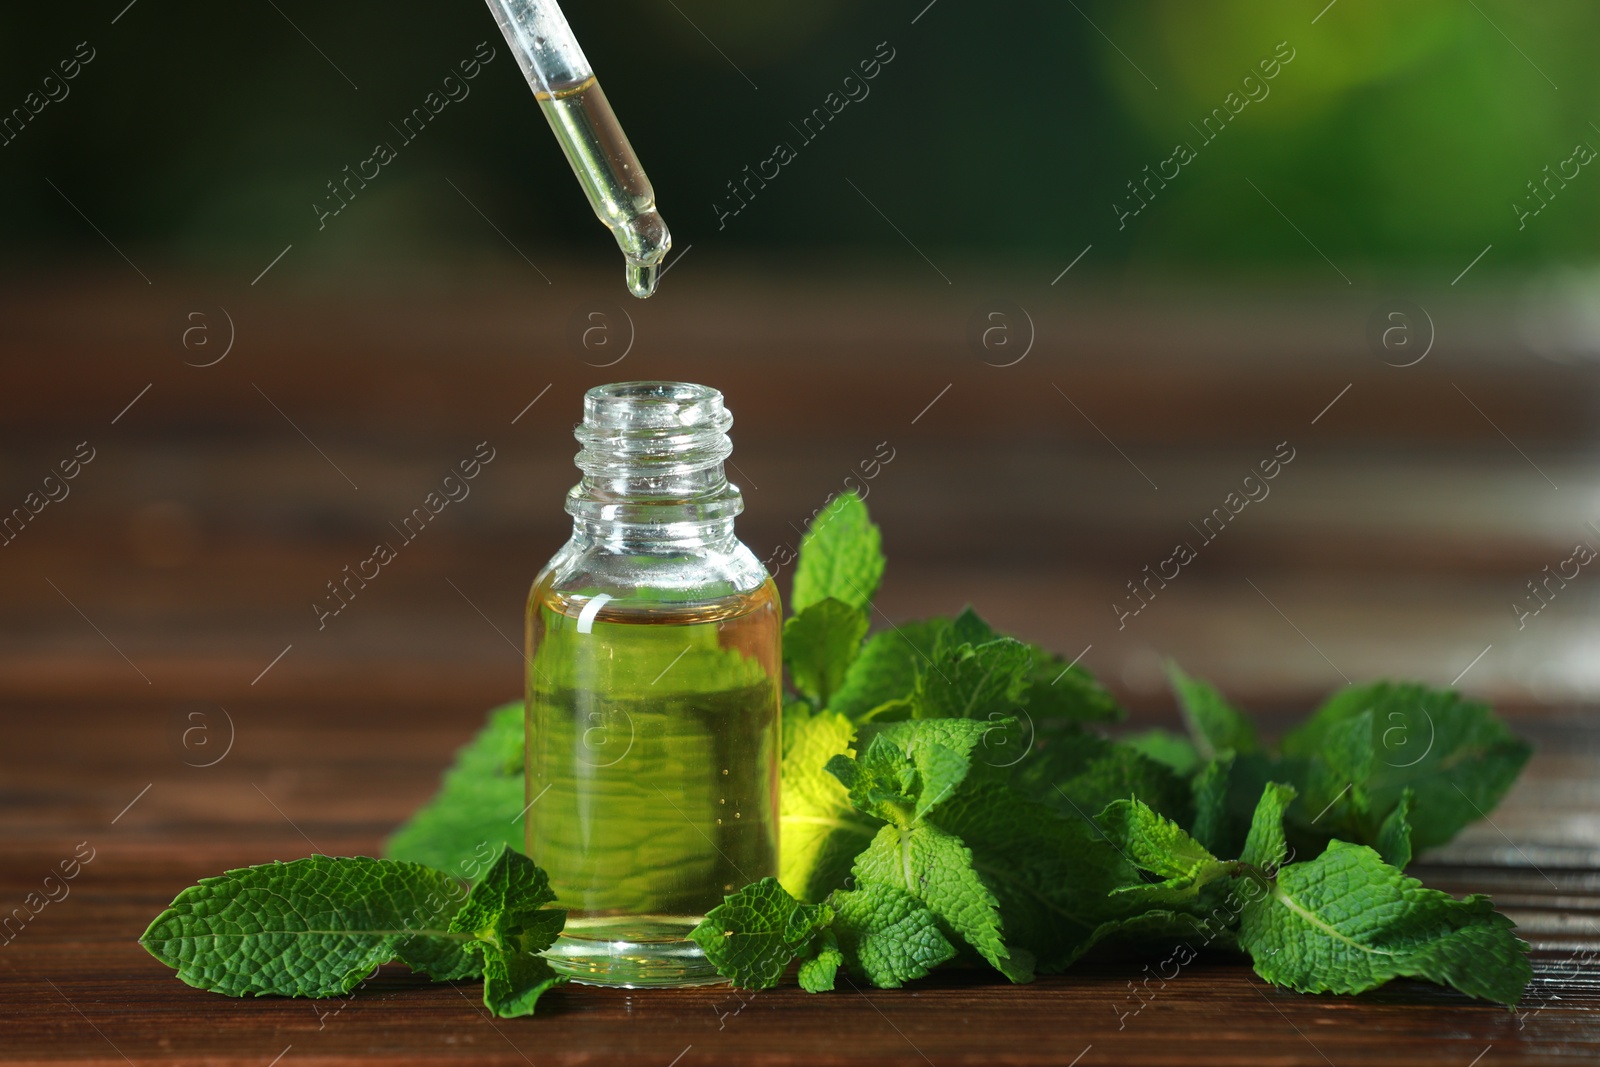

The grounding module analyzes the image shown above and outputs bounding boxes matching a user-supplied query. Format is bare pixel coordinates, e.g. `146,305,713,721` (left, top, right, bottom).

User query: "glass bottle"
524,381,781,987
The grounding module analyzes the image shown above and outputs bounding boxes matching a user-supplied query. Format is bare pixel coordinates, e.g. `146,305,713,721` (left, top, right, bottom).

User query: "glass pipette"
483,0,671,298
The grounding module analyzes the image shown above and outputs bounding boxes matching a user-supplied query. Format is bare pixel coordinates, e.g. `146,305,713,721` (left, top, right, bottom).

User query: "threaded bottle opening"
569,381,741,529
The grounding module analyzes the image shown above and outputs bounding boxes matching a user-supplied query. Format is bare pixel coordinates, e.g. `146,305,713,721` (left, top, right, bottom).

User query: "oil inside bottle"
537,76,670,298
525,576,780,986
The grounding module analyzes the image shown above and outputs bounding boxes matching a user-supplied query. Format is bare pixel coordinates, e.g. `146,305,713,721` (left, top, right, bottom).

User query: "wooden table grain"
2,270,1599,1064
1,695,1595,1066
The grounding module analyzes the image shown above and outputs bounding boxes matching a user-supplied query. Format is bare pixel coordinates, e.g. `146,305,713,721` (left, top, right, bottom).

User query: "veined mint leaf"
779,707,877,903
1169,666,1260,758
144,850,569,1017
830,619,948,721
1290,708,1378,843
1188,749,1276,861
689,877,833,990
1240,782,1297,872
1017,725,1191,828
797,929,843,992
791,491,884,613
481,909,566,1018
1375,788,1415,869
1189,752,1235,855
449,848,567,1018
141,856,482,998
936,779,1139,972
1023,648,1124,725
914,635,1032,721
868,716,996,820
827,738,917,825
783,597,869,708
1096,797,1224,888
870,715,996,763
851,820,1032,982
829,882,956,989
1239,840,1531,1006
945,607,998,646
1281,682,1531,853
385,702,526,877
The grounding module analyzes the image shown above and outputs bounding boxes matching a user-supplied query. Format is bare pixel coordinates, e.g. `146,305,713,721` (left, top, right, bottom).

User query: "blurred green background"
4,0,1597,278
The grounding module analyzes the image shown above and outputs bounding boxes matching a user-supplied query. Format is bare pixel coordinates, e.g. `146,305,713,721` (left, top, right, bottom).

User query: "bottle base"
543,916,726,988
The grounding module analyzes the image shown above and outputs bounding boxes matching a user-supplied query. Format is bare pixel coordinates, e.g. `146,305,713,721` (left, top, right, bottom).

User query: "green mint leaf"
1281,682,1531,853
1240,782,1298,871
1023,644,1125,725
1189,752,1235,855
1188,749,1276,860
946,606,998,645
783,597,870,707
449,848,567,1018
1375,788,1415,869
1083,909,1217,954
1096,797,1222,886
1017,725,1191,828
827,739,915,825
1239,840,1531,1006
914,635,1033,721
829,882,957,989
1121,728,1201,777
796,929,843,992
851,820,1033,982
689,877,833,990
827,717,995,826
830,619,948,721
791,491,884,613
1293,707,1379,840
385,702,526,877
779,706,878,903
1169,666,1260,758
935,779,1140,971
450,844,559,932
868,716,997,820
141,856,481,997
479,908,566,1017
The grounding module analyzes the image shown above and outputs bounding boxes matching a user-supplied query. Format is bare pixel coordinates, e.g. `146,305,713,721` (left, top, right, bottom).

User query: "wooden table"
2,269,1598,1064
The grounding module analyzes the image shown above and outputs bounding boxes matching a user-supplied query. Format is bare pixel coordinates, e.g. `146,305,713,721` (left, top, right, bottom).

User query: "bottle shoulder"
534,534,772,608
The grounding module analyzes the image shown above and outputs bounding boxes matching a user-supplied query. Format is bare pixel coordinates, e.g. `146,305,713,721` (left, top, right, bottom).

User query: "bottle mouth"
581,381,728,432
569,382,742,526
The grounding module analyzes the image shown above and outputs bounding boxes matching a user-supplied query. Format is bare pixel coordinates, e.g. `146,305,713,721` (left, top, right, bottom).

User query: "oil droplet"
625,259,659,299
719,797,726,805
715,818,723,826
721,768,730,776
733,811,741,819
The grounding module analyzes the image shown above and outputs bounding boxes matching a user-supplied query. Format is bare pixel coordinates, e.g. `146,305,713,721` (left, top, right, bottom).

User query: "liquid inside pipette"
536,77,670,298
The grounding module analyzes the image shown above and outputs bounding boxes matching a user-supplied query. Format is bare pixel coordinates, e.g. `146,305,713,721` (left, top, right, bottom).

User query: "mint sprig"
145,488,1534,1013
141,847,566,1017
716,490,1532,1006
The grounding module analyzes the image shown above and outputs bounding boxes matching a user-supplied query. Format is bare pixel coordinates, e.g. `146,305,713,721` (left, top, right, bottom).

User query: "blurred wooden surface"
1,268,1599,1063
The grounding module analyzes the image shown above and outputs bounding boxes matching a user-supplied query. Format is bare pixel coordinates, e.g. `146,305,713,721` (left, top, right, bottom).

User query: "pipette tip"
616,209,670,299
625,259,660,299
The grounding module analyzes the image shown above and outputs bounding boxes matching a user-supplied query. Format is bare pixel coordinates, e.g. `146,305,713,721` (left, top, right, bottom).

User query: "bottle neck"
564,381,744,550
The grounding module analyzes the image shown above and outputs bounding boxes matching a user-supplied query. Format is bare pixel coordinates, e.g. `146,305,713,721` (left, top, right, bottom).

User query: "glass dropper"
483,0,671,298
